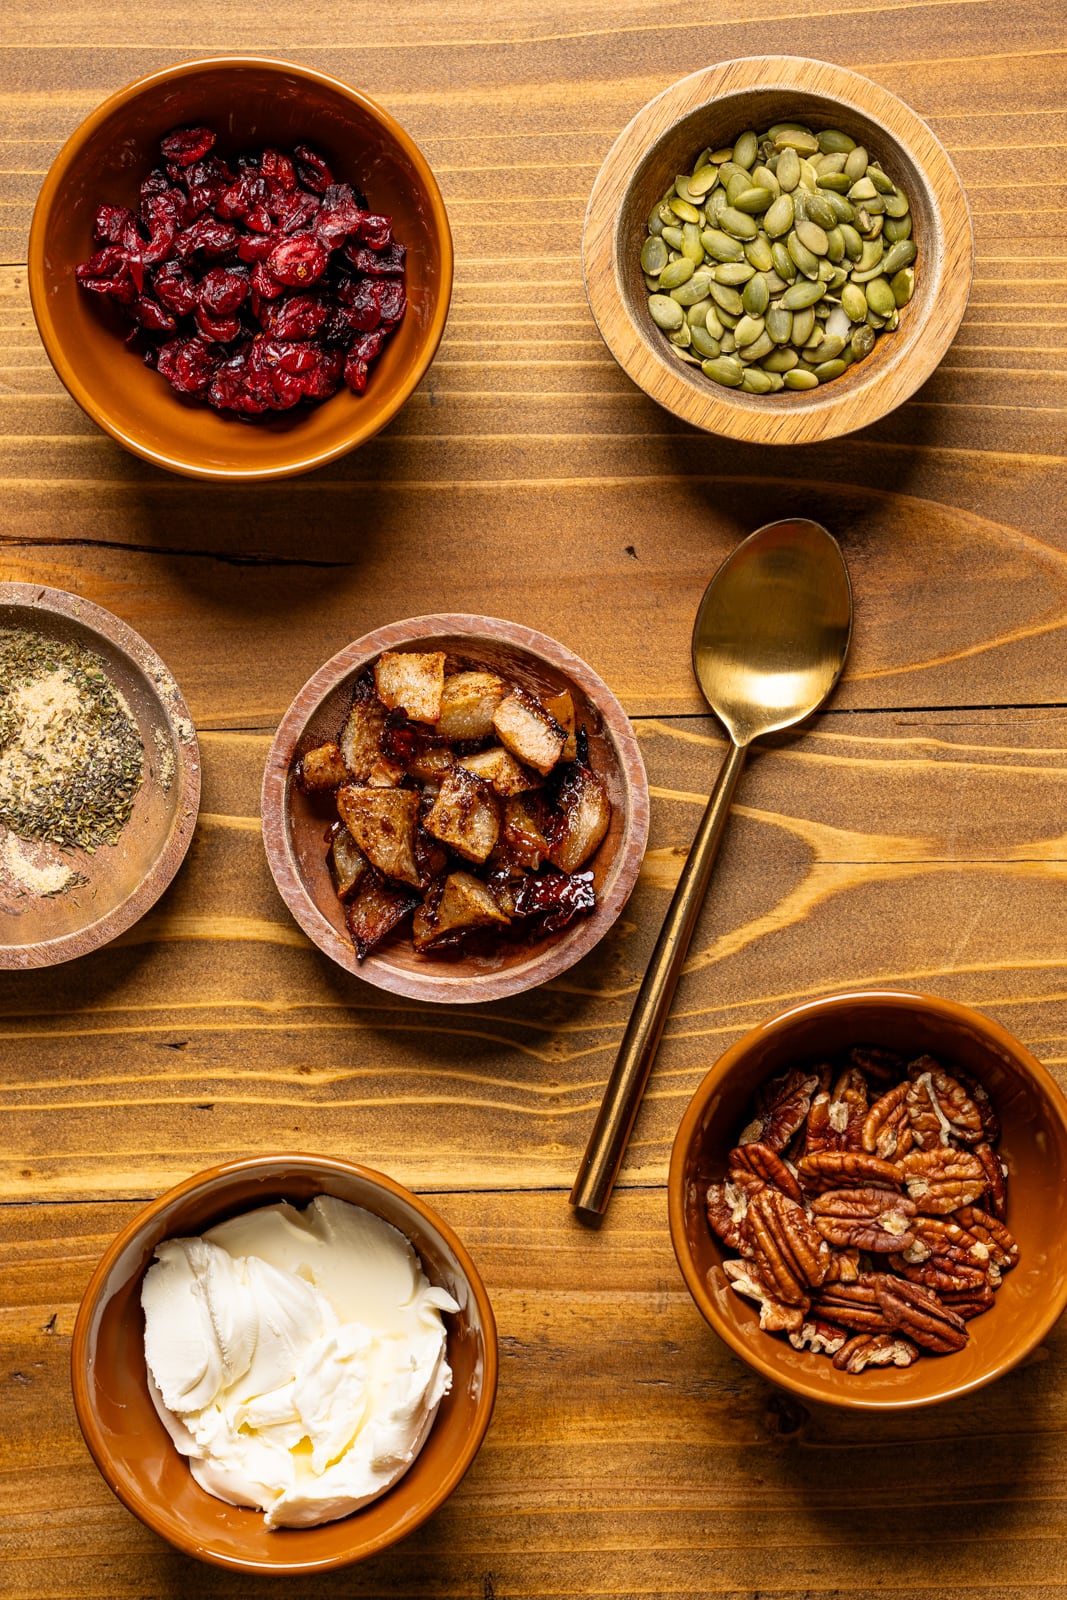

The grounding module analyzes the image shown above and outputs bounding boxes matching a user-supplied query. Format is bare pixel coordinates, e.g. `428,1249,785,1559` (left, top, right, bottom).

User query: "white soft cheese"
141,1195,459,1529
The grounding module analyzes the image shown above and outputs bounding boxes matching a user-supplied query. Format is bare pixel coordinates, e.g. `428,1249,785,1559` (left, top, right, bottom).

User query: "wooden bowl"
0,584,200,969
261,614,649,1003
28,57,452,481
70,1154,498,1573
668,990,1067,1410
583,56,973,444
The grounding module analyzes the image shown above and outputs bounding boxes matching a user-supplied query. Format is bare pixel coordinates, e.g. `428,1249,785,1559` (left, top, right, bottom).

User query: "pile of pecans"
707,1048,1017,1374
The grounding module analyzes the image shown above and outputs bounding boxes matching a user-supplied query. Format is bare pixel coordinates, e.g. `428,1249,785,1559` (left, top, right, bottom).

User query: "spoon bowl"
571,518,852,1221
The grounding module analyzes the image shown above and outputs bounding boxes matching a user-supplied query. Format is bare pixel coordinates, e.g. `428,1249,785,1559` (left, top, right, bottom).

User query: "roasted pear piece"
298,741,349,791
424,765,500,863
329,825,369,900
542,688,578,760
546,737,611,871
344,872,420,960
412,870,510,951
335,784,422,887
458,747,541,796
340,679,387,780
374,650,447,724
436,670,507,740
502,793,551,869
492,688,567,775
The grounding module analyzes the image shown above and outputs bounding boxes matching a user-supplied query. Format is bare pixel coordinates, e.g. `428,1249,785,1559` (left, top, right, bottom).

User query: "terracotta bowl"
668,990,1067,1410
28,56,452,481
71,1154,498,1574
583,56,973,445
261,613,649,1003
0,584,200,969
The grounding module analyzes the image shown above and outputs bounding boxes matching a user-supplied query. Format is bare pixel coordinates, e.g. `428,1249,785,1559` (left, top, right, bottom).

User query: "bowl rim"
69,1151,499,1573
260,612,650,1002
0,582,201,969
582,54,974,444
667,987,1067,1411
27,54,454,482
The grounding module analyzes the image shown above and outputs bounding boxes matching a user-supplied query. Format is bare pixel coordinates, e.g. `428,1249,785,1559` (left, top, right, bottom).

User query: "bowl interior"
618,86,938,416
0,588,199,967
31,59,449,478
265,618,647,1001
671,994,1067,1409
74,1159,496,1572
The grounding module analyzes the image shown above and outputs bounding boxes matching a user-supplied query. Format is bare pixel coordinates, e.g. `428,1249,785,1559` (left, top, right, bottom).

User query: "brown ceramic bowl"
71,1154,498,1573
28,56,452,481
0,583,200,969
583,56,973,445
668,990,1067,1410
261,613,650,1003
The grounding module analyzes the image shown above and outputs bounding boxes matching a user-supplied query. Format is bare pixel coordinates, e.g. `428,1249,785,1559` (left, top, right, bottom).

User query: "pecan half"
874,1273,968,1352
862,1080,914,1161
906,1062,984,1148
823,1247,861,1283
723,1258,807,1332
953,1068,1001,1142
952,1205,1019,1270
728,1141,802,1204
811,1187,917,1253
747,1187,831,1303
797,1150,903,1194
896,1214,992,1287
740,1068,821,1151
898,1147,987,1214
941,1281,996,1320
832,1332,920,1373
810,1277,891,1333
788,1318,848,1356
973,1141,1008,1220
706,1178,757,1257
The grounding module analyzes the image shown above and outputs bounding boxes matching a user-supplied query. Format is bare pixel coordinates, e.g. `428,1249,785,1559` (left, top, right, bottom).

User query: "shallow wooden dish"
71,1154,498,1573
28,56,452,481
583,56,973,444
261,614,649,1003
0,584,200,969
668,990,1067,1411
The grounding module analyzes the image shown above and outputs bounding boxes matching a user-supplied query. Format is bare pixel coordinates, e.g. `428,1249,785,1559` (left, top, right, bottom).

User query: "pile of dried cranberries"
74,125,406,416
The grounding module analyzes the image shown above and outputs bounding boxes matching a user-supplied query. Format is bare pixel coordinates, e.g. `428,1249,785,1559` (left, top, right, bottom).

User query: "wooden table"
3,4,1067,1596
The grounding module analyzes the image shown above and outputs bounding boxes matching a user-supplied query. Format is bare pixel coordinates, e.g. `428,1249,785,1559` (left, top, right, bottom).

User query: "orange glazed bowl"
28,57,452,481
71,1155,498,1574
668,990,1067,1411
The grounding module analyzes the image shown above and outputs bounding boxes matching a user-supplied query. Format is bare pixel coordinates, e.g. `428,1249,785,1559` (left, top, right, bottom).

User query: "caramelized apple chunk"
412,870,509,951
424,766,500,863
436,671,507,740
336,784,422,887
459,747,541,796
547,762,611,872
298,741,349,791
492,689,566,775
374,650,447,724
344,873,420,960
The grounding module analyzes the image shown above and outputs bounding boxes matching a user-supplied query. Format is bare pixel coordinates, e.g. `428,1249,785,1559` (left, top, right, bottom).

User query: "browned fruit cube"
436,671,507,740
424,766,500,862
548,765,611,871
459,747,540,796
412,871,510,951
407,745,455,784
329,826,369,900
492,689,566,775
367,756,406,788
340,693,386,780
374,650,447,724
298,741,348,791
336,785,422,886
542,689,578,760
503,794,550,869
345,874,420,960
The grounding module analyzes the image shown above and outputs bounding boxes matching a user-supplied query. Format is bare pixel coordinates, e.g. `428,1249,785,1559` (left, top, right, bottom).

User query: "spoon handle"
570,738,748,1222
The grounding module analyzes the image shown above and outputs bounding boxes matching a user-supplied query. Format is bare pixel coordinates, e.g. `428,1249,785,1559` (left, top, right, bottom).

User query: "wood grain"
2,2,1067,1594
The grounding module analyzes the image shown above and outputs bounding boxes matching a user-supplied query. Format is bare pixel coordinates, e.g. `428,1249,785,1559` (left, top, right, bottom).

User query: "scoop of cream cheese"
141,1195,459,1528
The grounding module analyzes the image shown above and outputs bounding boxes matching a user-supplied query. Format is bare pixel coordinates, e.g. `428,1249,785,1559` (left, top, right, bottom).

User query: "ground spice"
0,627,144,851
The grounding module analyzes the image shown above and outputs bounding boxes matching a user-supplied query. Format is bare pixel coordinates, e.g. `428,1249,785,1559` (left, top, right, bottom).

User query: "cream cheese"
141,1195,459,1529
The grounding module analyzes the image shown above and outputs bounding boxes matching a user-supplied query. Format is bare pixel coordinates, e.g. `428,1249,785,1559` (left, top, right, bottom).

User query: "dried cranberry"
315,183,365,247
77,273,137,305
75,245,129,282
294,143,334,193
244,205,273,234
93,204,142,250
174,217,239,259
157,336,220,395
350,329,386,361
215,173,269,222
160,126,216,166
320,305,359,348
131,294,176,333
266,233,328,287
295,348,343,399
141,192,186,264
262,293,328,340
347,241,405,276
250,337,319,376
250,259,285,303
376,280,406,323
208,357,275,415
360,213,393,249
184,156,234,211
260,148,297,192
275,191,321,236
194,304,243,343
344,352,369,394
341,278,381,331
198,266,249,315
237,231,277,264
139,168,172,210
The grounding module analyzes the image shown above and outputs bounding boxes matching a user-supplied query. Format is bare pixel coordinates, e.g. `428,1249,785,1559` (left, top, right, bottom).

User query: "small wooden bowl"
261,614,649,1003
583,56,973,444
0,584,200,969
668,990,1067,1410
70,1154,498,1573
28,57,452,481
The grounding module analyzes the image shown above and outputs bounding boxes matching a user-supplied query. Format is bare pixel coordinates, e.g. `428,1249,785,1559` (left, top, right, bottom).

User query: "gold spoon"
570,518,852,1222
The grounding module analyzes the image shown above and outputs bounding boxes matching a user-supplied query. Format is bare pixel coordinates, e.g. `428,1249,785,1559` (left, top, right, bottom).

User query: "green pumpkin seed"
648,294,684,331
679,222,704,262
851,323,876,359
647,209,665,237
868,165,895,194
848,176,879,203
795,218,829,255
776,147,801,191
668,195,702,223
763,193,795,237
715,262,756,285
790,306,816,344
718,206,759,239
726,171,752,206
706,189,728,223
688,165,720,197
700,227,744,262
804,194,839,231
771,241,797,281
739,330,775,362
882,238,917,276
751,165,780,195
784,368,819,389
761,345,798,371
661,225,684,252
891,266,915,306
740,367,776,393
671,271,714,305
775,129,820,155
734,186,776,214
743,235,774,271
844,146,869,182
690,325,721,358
816,172,852,194
686,300,709,328
838,223,864,261
857,238,884,272
818,128,856,154
734,314,766,348
814,357,848,380
669,321,693,348
864,276,896,318
640,236,668,275
720,328,736,348
743,273,770,316
765,306,793,344
710,281,745,315
733,131,759,169
824,226,845,264
659,257,695,290
840,281,868,321
710,146,734,164
883,190,911,219
702,354,744,387
781,279,826,310
825,192,856,224
809,334,846,362
787,232,820,277
884,213,913,242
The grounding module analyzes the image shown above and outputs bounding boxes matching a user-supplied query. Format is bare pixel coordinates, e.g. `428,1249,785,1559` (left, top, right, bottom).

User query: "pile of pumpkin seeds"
640,121,916,393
